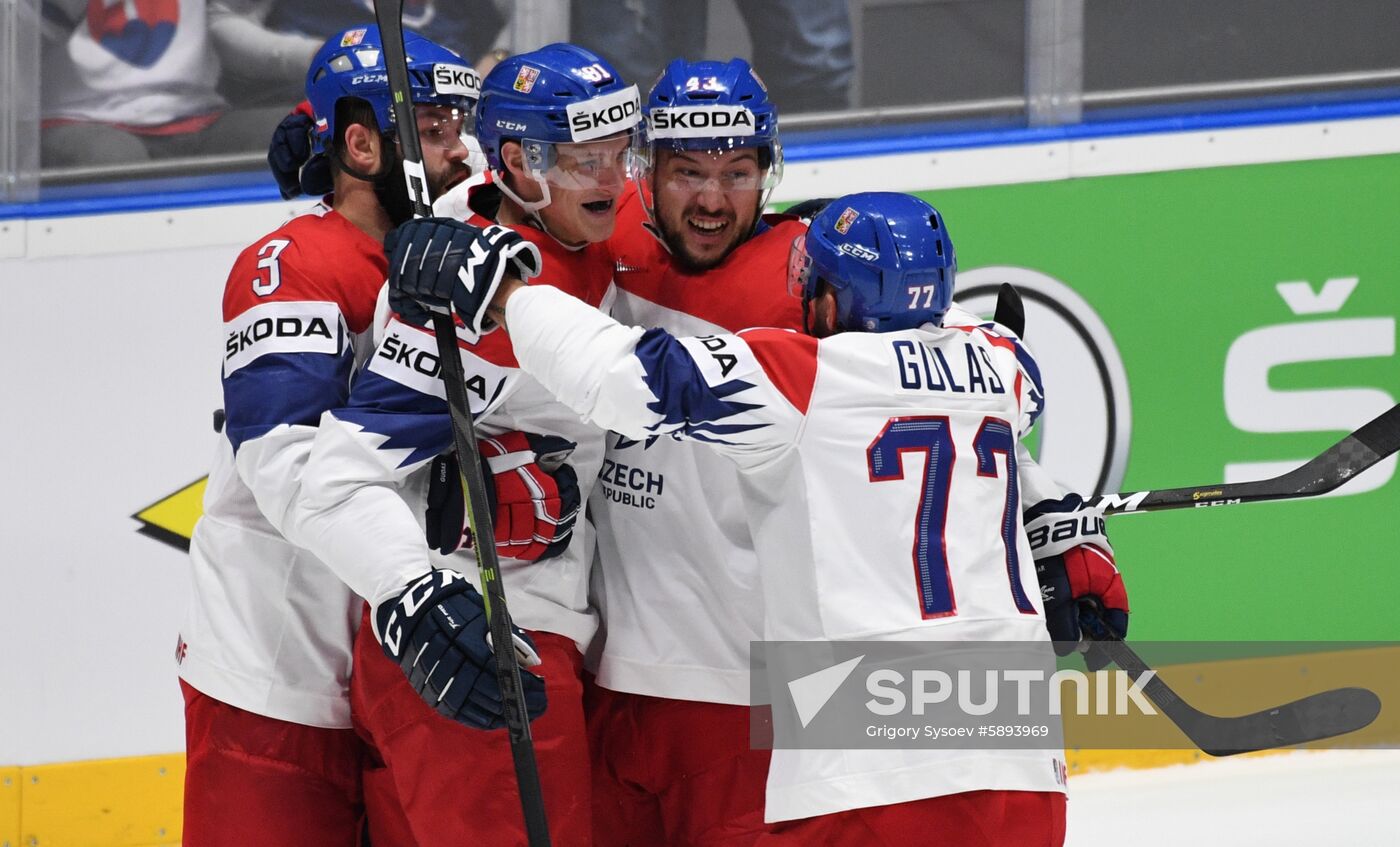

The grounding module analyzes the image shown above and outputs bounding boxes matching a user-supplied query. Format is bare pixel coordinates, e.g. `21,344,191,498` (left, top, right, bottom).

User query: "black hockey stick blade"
1088,636,1381,756
373,3,551,844
992,282,1026,338
1093,402,1400,514
1076,603,1382,756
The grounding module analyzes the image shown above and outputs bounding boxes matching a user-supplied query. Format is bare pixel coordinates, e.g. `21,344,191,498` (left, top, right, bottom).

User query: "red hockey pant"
350,605,591,846
181,680,367,846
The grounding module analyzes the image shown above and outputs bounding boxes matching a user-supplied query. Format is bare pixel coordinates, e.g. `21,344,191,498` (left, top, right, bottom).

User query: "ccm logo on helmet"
565,85,641,142
648,105,756,139
433,63,481,98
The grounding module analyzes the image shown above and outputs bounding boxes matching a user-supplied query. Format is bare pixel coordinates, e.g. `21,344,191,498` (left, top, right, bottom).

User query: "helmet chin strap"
493,169,589,252
495,168,552,214
333,135,414,225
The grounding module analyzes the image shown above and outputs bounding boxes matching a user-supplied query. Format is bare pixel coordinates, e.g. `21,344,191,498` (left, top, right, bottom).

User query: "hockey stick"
1077,602,1381,756
371,6,551,844
1092,403,1400,515
992,282,1026,338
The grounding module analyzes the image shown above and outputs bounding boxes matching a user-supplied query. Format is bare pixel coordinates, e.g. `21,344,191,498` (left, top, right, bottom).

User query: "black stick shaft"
371,6,551,843
1095,403,1400,515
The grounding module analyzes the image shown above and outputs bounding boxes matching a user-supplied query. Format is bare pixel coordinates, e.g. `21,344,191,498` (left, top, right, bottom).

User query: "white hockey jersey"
181,207,384,728
504,284,1065,820
282,203,616,649
590,205,808,702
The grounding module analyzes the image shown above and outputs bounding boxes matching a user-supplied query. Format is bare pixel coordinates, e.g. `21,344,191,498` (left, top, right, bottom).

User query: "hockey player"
280,44,642,845
386,191,1133,844
178,26,500,846
585,58,804,843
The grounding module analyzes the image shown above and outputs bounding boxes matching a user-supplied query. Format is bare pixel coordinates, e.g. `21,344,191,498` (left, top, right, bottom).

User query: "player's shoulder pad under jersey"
943,312,1046,429
511,225,616,307
224,209,386,327
734,327,820,415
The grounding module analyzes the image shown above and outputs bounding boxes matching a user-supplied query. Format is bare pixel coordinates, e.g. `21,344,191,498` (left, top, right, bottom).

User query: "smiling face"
501,133,632,246
651,147,765,272
414,104,473,197
536,134,632,245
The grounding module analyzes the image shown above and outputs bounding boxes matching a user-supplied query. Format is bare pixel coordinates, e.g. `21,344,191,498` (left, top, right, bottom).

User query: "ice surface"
1067,749,1400,846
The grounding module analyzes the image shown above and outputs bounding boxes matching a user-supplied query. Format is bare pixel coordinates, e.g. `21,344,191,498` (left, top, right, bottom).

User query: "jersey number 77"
867,416,1037,619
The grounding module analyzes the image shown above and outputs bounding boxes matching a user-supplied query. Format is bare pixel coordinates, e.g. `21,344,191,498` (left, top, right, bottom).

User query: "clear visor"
520,132,641,191
786,233,813,299
632,142,783,195
412,103,474,151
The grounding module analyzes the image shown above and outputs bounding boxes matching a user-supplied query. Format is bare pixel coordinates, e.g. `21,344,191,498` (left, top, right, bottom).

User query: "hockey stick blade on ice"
1094,403,1400,515
371,5,552,844
1078,604,1381,756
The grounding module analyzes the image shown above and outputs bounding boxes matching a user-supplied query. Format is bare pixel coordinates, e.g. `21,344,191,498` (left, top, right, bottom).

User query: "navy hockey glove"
268,101,332,200
1025,494,1129,671
384,218,542,341
425,432,580,561
373,569,547,729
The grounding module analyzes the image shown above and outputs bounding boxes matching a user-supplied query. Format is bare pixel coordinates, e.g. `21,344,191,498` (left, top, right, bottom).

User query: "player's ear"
813,289,839,338
342,122,381,173
501,140,526,179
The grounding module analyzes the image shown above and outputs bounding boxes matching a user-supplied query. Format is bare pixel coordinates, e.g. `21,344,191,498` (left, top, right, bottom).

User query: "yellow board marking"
16,754,183,847
1,766,20,845
132,477,207,552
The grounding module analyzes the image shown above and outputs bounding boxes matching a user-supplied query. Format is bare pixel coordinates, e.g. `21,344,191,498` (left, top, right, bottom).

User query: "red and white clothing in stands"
282,177,613,845
180,206,387,843
502,283,1067,826
43,0,225,129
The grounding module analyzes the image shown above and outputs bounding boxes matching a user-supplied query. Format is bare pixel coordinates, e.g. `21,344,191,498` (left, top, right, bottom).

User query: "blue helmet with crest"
637,58,783,207
788,192,956,333
644,58,779,158
474,43,641,212
475,43,641,170
305,25,479,156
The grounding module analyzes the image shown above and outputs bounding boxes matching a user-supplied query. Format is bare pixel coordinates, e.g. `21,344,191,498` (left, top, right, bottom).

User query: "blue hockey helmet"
474,43,641,211
305,25,480,156
787,192,957,333
634,57,784,214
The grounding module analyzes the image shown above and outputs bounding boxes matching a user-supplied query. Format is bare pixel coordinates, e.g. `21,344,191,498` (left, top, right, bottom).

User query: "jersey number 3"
251,239,292,296
867,415,1037,620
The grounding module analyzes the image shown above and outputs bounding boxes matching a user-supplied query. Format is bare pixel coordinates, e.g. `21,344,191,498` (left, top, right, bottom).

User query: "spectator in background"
40,0,287,167
569,0,854,114
208,0,507,108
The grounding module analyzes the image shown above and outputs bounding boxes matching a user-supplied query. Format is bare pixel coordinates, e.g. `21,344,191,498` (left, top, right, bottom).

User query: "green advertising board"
910,153,1400,641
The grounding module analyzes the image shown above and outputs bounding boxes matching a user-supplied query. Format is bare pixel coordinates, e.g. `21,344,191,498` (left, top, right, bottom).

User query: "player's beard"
655,196,761,274
373,149,415,227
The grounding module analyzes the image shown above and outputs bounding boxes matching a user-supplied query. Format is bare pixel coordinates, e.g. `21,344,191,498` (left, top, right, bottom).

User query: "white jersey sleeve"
282,315,604,648
507,285,806,467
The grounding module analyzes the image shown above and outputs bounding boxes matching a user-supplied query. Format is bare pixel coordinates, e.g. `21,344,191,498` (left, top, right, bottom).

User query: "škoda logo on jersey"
223,301,343,376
